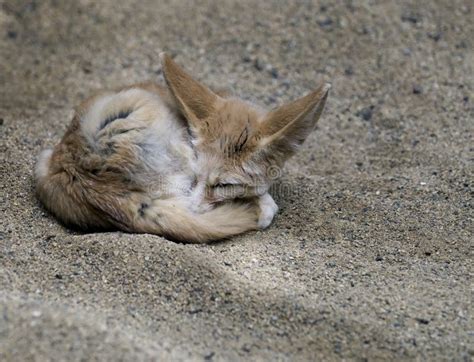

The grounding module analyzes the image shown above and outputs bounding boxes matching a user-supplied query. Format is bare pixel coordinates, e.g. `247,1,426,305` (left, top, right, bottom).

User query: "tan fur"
35,54,330,242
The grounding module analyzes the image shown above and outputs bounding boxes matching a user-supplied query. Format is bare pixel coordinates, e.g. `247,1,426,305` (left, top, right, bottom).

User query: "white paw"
258,193,279,229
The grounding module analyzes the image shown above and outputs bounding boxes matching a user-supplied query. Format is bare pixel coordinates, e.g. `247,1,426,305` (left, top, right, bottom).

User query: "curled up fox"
35,53,330,243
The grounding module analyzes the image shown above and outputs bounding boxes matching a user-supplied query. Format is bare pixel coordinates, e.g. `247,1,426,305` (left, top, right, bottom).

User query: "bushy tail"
136,199,258,243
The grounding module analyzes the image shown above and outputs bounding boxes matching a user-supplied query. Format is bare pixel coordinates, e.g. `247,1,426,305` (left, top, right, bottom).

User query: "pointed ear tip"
322,82,332,93
159,52,169,65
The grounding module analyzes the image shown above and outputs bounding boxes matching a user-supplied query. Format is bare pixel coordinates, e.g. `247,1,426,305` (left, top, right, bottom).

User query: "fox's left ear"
160,53,220,128
258,83,331,160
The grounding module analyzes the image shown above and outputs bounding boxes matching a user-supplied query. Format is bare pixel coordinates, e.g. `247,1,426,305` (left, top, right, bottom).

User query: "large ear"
259,83,331,159
160,53,219,125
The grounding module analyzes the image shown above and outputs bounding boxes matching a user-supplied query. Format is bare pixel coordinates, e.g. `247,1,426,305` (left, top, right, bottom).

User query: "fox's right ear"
258,83,331,162
160,53,220,127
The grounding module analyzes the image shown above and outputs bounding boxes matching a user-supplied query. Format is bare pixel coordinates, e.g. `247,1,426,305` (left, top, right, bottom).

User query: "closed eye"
214,183,235,188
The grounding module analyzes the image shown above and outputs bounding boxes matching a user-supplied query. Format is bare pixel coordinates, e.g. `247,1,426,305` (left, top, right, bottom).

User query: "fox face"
160,53,331,203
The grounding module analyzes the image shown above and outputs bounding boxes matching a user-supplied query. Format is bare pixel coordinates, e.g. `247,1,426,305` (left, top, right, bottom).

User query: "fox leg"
257,193,279,229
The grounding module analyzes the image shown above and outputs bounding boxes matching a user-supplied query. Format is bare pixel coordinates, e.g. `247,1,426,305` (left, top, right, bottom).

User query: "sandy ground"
1,0,473,360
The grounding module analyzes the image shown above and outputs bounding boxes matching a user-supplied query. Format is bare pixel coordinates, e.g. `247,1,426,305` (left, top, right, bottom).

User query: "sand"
0,0,472,360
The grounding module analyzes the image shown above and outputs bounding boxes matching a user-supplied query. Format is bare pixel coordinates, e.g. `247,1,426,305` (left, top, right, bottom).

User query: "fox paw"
258,193,278,229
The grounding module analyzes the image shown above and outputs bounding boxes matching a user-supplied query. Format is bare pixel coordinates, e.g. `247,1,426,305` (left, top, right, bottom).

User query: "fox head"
160,53,331,203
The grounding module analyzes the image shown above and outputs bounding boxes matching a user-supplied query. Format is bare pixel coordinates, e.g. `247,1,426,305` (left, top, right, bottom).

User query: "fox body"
35,54,330,242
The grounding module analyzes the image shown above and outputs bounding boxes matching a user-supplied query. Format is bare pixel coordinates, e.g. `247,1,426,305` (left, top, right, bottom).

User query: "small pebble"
428,32,442,42
204,352,215,360
415,318,430,325
242,54,252,63
269,67,279,79
254,58,264,71
267,96,277,104
357,106,373,121
401,13,420,24
317,16,333,29
413,84,423,94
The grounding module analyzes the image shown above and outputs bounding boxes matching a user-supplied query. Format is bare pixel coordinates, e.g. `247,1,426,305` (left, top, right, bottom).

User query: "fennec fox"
35,53,330,243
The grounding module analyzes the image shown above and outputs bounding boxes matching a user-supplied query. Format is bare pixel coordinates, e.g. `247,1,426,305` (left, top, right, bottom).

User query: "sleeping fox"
35,53,330,242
